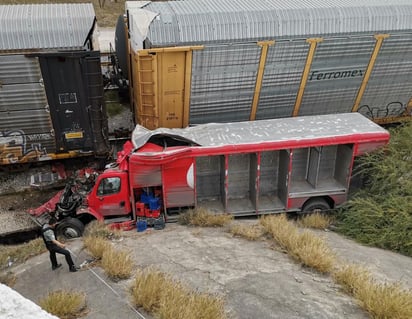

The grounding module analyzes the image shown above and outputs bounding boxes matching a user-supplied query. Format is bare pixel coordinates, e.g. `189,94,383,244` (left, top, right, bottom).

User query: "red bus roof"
133,113,387,146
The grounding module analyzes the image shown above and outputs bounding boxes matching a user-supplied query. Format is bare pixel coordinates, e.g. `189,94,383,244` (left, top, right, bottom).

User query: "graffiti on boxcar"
358,102,409,120
0,129,47,164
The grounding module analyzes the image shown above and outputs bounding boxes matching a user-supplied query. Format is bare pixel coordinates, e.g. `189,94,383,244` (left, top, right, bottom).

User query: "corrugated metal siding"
0,55,55,160
190,43,260,123
256,40,308,119
144,0,412,47
0,3,95,51
0,55,42,85
299,36,376,116
358,34,412,119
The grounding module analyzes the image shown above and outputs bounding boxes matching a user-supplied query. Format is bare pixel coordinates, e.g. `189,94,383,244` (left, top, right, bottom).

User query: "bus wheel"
56,218,85,239
302,198,330,213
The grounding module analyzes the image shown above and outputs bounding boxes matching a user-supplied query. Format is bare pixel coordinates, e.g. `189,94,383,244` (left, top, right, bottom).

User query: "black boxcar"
0,3,109,166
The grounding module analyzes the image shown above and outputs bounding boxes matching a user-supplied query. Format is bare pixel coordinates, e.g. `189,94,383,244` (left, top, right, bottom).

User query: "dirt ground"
0,189,59,237
2,190,412,319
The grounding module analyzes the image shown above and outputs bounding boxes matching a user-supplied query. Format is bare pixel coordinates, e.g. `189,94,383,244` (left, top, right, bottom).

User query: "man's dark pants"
46,244,75,268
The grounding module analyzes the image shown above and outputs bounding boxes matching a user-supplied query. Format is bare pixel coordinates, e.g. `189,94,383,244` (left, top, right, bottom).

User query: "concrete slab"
9,222,412,319
12,239,152,319
119,224,368,319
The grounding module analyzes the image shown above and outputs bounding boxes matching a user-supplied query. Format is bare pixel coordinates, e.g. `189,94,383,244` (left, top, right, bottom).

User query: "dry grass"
357,282,412,319
131,267,227,319
101,246,134,281
157,290,227,319
39,289,87,319
83,222,132,281
333,263,412,319
289,230,336,274
261,214,412,317
0,238,46,269
3,0,126,27
260,215,336,273
296,213,334,229
83,236,111,260
229,223,264,241
259,214,298,248
0,271,16,287
178,207,233,227
130,268,175,312
333,263,371,295
83,220,121,240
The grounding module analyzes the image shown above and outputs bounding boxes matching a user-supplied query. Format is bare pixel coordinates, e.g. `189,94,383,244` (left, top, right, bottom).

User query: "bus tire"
56,218,85,239
302,198,330,213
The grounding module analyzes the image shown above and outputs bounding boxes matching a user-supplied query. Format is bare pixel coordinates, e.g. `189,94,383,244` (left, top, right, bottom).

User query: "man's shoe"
69,266,80,272
52,263,62,270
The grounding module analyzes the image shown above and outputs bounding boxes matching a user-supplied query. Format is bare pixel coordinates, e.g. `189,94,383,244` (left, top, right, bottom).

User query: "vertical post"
352,34,389,112
403,97,412,116
250,40,275,121
183,50,194,128
254,152,261,214
292,38,323,117
224,155,229,213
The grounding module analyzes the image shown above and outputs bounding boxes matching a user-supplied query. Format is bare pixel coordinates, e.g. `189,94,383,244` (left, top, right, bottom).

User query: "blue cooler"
149,197,160,210
137,220,147,232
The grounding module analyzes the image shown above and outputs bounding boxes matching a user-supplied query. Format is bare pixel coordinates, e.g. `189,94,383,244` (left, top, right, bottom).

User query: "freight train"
116,0,412,129
2,1,412,171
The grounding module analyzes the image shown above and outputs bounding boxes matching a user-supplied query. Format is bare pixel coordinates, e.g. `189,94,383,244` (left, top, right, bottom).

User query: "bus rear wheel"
302,198,331,213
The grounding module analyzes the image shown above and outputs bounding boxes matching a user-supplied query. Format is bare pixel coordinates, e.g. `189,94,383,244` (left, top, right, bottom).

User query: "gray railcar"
123,0,412,129
0,4,109,167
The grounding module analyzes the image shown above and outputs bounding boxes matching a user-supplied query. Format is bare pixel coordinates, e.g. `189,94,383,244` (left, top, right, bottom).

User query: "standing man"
41,217,79,272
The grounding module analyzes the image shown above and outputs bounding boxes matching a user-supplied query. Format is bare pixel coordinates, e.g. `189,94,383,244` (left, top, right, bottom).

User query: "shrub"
131,268,178,312
338,122,412,256
130,267,227,319
83,236,111,260
39,289,86,319
101,247,133,281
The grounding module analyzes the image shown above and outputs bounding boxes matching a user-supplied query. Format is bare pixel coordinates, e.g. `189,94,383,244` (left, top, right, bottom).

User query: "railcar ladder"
137,54,158,129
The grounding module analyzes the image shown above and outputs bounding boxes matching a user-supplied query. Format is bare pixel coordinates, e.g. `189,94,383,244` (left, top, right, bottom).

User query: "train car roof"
126,0,412,48
131,113,389,149
0,3,96,51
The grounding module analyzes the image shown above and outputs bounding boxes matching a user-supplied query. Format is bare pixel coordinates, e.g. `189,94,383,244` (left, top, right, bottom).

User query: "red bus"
30,113,390,236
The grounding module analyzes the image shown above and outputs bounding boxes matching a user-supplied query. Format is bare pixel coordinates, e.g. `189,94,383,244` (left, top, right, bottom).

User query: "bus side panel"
162,158,195,208
288,193,347,210
129,162,162,188
278,149,291,208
